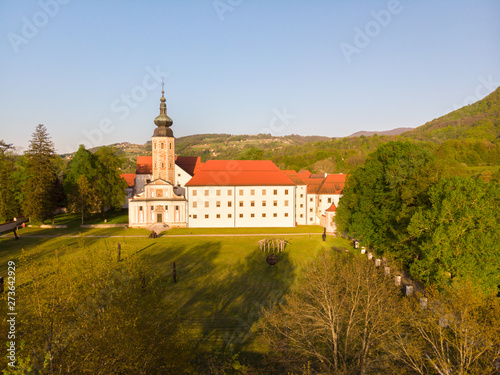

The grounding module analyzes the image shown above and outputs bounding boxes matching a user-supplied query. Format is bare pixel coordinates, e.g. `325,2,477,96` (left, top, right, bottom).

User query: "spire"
154,79,173,136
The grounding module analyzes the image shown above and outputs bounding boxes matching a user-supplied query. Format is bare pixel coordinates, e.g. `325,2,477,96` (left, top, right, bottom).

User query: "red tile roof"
283,170,307,185
325,203,337,212
120,173,136,188
175,156,202,176
318,174,346,195
136,156,152,174
185,160,296,186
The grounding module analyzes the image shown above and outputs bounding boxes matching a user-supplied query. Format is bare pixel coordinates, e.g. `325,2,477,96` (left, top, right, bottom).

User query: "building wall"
295,185,307,225
186,185,295,228
134,174,152,195
306,194,318,224
317,194,342,215
152,136,175,184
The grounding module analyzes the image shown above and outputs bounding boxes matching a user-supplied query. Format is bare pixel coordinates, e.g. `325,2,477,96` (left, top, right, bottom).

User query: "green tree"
408,177,500,293
68,175,99,224
336,141,439,264
22,125,62,222
94,146,128,216
0,141,20,222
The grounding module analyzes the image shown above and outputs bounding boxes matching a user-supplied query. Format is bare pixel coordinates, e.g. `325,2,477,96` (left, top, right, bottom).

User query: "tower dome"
153,84,173,137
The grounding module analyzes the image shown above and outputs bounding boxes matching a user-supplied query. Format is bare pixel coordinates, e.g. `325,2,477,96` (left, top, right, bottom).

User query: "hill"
402,86,500,142
348,127,413,137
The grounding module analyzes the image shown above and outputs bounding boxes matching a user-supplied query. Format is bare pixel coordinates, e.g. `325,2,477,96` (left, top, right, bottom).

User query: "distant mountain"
348,127,413,137
402,86,500,142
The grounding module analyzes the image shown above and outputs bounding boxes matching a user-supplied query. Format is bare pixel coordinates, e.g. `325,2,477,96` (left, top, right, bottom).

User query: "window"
239,201,243,207
151,206,154,210
228,214,232,218
205,201,209,208
285,200,289,206
300,204,303,208
228,189,232,196
285,189,289,195
204,190,209,196
165,205,168,210
310,217,313,221
216,214,220,218
216,190,221,196
273,213,277,217
154,143,156,149
262,189,266,195
300,194,303,198
239,189,243,195
310,197,313,202
251,213,255,218
251,201,255,207
175,206,179,211
193,190,197,196
193,214,197,219
154,162,157,168
161,162,165,169
216,201,221,207
300,214,303,218
309,208,313,212
274,189,278,195
262,201,266,207
178,174,181,177
169,163,172,168
139,206,143,211
328,198,332,203
250,189,255,195
169,142,172,149
161,143,164,149
273,201,277,207
205,214,209,219
262,213,266,218
284,213,288,217
239,214,243,218
193,202,197,208
228,201,232,207
146,179,151,184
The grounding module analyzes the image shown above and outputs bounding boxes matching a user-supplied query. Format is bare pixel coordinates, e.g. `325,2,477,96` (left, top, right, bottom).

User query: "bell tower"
152,82,175,184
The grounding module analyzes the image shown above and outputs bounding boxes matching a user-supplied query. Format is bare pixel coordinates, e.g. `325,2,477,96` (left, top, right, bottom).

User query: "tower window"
161,143,164,149
161,163,165,169
169,143,172,149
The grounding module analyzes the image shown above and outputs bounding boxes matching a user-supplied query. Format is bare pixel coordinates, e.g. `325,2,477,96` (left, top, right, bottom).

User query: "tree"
408,177,500,293
22,125,62,222
392,283,500,375
68,175,99,224
259,250,401,374
336,141,439,265
94,146,128,216
0,141,20,222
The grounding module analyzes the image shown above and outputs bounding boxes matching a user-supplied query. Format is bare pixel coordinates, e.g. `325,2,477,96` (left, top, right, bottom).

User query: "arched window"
161,162,165,169
161,143,164,149
169,143,172,149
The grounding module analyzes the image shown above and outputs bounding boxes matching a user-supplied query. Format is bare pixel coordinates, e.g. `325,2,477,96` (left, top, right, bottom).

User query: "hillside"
402,86,500,142
348,127,413,137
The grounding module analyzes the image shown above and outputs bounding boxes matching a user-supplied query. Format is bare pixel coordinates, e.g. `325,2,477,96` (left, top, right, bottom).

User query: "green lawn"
0,222,351,357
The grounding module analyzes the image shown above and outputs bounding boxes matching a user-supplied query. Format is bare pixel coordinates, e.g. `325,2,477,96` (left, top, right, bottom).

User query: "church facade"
125,90,346,230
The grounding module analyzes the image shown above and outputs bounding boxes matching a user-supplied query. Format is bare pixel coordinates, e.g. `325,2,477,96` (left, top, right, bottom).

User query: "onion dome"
153,83,174,137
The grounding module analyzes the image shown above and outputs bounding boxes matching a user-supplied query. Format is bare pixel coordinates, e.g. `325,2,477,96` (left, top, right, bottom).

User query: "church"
124,89,346,230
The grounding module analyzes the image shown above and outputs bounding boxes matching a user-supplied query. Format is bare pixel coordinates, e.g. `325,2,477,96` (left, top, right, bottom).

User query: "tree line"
0,124,127,224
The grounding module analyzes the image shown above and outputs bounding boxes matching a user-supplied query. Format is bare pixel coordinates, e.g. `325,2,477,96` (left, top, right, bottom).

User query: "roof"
120,173,136,188
136,156,153,174
185,160,297,186
135,155,203,176
283,170,307,185
318,174,346,195
325,203,337,212
175,156,202,176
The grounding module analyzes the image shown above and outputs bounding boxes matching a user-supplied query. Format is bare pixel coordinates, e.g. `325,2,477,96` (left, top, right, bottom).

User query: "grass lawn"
0,220,352,359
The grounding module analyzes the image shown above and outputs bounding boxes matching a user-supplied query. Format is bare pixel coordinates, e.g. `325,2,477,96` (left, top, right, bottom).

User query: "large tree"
259,250,401,375
0,140,20,222
336,141,439,264
94,146,128,216
22,125,62,222
408,177,500,293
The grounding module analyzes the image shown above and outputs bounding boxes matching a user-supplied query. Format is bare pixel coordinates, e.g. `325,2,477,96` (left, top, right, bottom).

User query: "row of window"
192,212,290,219
192,200,290,208
154,142,173,149
192,188,290,197
138,205,179,211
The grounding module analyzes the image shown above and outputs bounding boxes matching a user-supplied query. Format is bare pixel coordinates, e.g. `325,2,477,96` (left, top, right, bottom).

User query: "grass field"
0,215,352,360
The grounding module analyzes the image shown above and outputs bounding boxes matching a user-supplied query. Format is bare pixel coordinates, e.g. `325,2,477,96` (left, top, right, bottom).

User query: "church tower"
152,84,175,184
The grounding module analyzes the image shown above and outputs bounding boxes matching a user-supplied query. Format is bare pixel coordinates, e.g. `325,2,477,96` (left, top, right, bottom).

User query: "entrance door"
157,213,162,223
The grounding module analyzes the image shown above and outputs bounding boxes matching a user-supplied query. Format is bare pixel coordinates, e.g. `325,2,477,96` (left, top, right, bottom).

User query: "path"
2,233,325,238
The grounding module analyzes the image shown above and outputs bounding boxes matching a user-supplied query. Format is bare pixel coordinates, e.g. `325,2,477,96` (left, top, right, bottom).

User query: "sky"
1,0,499,154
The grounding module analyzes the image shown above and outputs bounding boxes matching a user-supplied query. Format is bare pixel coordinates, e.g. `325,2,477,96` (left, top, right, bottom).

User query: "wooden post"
0,277,3,294
117,243,121,262
13,228,18,240
173,262,177,283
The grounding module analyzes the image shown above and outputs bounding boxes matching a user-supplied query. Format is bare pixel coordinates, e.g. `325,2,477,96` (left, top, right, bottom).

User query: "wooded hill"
63,87,500,175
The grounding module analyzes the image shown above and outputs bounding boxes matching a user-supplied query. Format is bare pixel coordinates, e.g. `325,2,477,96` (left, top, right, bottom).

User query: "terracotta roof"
185,160,296,186
175,156,202,176
136,156,152,174
318,174,346,195
120,173,136,188
310,173,326,179
283,170,307,185
325,203,337,212
298,170,311,178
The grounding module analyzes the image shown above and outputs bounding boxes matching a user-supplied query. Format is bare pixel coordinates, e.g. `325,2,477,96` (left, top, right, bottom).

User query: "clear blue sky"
1,0,499,153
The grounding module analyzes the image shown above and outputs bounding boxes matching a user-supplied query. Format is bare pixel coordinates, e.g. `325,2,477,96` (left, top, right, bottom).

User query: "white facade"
186,185,296,228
